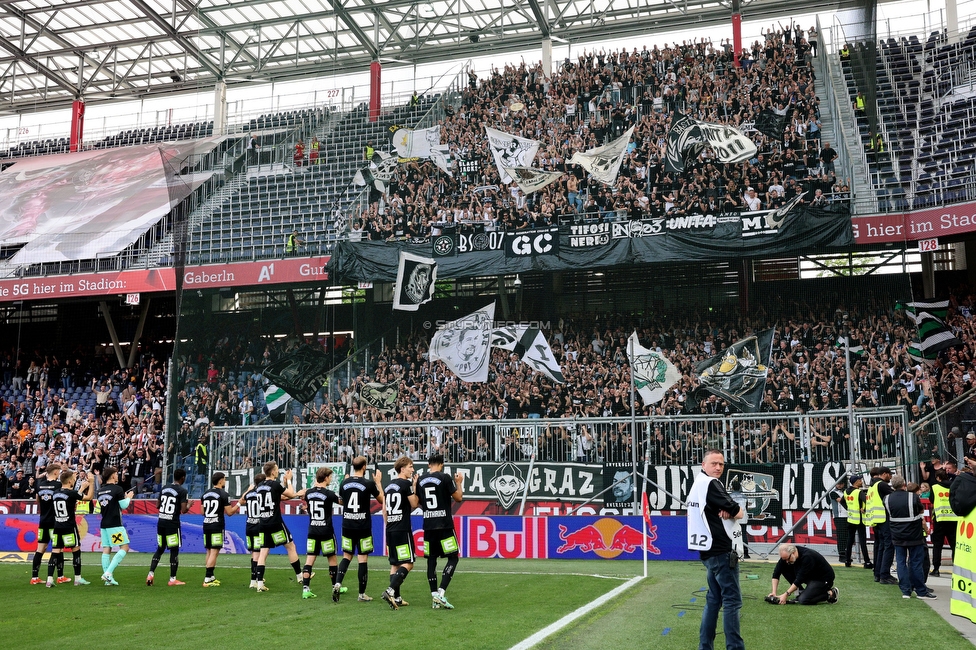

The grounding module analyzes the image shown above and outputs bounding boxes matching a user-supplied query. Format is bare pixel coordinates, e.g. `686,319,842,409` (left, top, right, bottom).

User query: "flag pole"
842,326,860,473
630,334,639,516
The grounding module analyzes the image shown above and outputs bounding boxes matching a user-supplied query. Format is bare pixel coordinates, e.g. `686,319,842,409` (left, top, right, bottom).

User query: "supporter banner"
627,331,680,405
377,461,600,508
491,325,565,383
0,256,330,304
327,204,853,283
358,381,398,413
755,108,789,141
0,138,221,265
852,201,976,244
664,112,756,172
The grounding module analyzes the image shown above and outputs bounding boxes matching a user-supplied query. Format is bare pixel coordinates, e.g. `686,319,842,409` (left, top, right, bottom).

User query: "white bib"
687,471,743,558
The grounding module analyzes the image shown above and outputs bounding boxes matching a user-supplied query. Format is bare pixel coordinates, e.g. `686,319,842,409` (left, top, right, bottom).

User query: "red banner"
853,200,976,244
0,256,329,303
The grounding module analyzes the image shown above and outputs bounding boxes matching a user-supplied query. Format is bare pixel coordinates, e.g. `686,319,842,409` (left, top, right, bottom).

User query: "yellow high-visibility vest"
845,486,864,525
934,485,961,522
951,510,976,622
864,481,887,526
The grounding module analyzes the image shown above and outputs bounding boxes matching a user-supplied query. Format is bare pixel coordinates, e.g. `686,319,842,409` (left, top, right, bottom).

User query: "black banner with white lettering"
327,203,852,283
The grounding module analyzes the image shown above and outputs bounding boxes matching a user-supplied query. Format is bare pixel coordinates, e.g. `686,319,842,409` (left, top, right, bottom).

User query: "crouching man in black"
769,543,838,605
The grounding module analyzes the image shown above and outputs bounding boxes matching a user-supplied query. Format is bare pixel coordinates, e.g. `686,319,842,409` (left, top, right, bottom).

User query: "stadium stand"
845,27,976,210
353,34,849,240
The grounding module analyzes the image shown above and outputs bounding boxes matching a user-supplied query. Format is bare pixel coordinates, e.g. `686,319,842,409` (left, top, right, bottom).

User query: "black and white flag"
393,251,437,311
485,127,541,184
359,382,399,413
503,167,565,194
430,303,495,383
491,326,565,383
263,347,333,404
695,329,774,413
569,127,634,186
664,112,757,172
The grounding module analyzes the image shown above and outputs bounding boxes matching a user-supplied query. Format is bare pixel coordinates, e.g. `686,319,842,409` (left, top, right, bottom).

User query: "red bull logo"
556,517,660,558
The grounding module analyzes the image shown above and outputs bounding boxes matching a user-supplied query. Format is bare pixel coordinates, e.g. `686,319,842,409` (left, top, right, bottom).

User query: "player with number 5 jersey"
334,456,384,603
148,468,190,586
201,472,241,587
295,466,341,599
420,453,464,610
382,456,420,610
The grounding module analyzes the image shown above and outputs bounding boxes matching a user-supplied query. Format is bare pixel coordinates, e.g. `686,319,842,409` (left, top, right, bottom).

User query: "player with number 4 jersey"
420,453,464,610
382,456,420,610
201,472,240,587
295,466,341,599
334,456,384,603
148,468,190,586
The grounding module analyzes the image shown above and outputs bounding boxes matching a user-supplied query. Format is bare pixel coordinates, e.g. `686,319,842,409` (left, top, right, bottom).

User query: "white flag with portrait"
491,326,565,383
393,251,437,311
569,126,634,186
503,167,565,194
429,302,495,383
626,331,681,405
485,127,541,184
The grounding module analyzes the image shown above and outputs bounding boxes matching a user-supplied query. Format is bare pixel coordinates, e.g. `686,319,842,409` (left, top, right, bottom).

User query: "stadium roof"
0,0,880,113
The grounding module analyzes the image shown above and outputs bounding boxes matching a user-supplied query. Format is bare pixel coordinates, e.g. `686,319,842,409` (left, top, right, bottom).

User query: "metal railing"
209,407,913,476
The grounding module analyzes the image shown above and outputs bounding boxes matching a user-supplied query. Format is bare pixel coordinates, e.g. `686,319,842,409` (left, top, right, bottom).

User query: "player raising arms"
48,469,95,588
420,453,464,609
254,461,305,592
382,456,419,610
32,462,64,585
295,466,341,599
201,471,241,587
147,468,190,586
333,456,384,603
97,466,135,586
239,473,265,589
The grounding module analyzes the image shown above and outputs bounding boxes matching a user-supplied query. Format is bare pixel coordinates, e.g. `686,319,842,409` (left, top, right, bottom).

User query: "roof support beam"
331,0,378,60
0,33,76,94
129,0,223,77
526,0,551,37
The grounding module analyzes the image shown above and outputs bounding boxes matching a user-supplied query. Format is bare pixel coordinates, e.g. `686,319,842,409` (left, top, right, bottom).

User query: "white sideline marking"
508,576,644,650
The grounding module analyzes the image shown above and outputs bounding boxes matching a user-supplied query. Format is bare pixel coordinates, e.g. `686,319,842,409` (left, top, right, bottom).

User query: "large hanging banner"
485,127,541,184
327,203,853,283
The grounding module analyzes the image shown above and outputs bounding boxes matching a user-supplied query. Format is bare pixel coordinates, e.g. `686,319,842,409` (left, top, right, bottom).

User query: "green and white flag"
264,384,292,416
835,335,864,355
626,331,681,405
896,300,962,362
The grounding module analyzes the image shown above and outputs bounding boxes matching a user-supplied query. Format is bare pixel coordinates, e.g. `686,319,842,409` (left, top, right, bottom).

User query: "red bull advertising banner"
0,513,696,560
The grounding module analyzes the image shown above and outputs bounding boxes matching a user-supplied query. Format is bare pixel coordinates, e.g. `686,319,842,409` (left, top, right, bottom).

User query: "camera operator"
769,543,838,605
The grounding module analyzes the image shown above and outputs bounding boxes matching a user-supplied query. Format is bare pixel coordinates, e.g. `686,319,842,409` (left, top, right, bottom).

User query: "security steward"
865,466,897,584
950,458,976,622
769,544,838,605
844,473,872,568
931,469,958,577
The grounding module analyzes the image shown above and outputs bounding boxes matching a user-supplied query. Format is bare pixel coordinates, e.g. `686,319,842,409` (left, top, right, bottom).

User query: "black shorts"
386,529,416,565
260,522,294,549
306,532,337,557
37,527,54,545
52,529,78,549
157,526,182,549
246,526,261,552
203,528,225,550
340,529,374,555
423,527,459,558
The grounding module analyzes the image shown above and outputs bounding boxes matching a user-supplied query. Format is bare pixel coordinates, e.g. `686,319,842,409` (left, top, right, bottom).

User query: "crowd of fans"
2,278,974,493
0,349,167,498
197,280,976,470
352,24,851,241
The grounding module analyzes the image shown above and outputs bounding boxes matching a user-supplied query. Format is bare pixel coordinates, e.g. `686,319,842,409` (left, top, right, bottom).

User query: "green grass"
538,561,976,650
2,553,624,648
6,555,974,649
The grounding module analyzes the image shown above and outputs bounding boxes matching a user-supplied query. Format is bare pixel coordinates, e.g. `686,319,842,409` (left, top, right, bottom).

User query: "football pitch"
3,553,973,649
